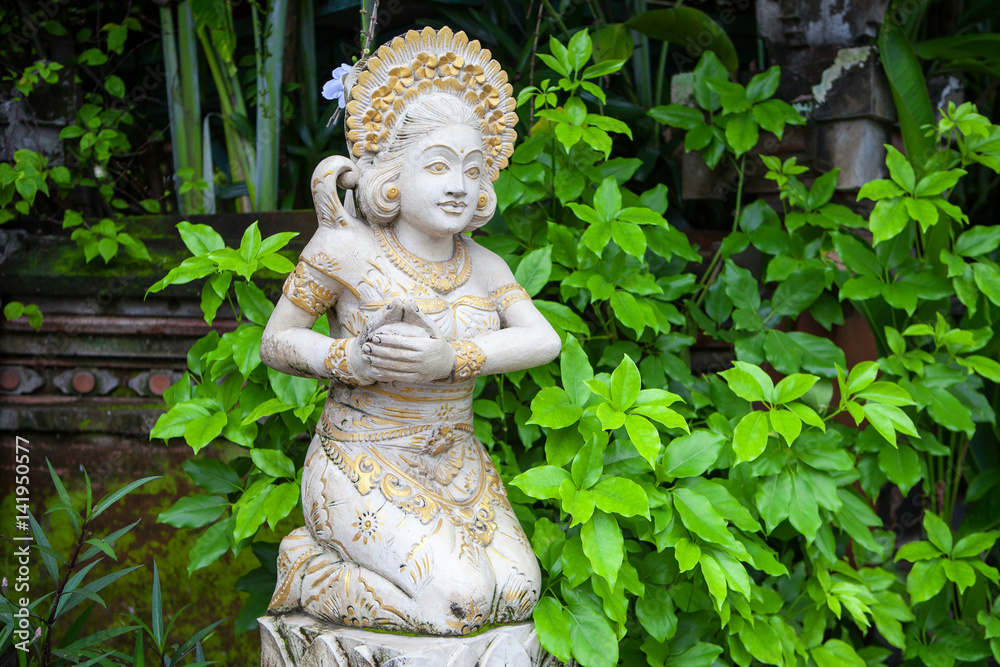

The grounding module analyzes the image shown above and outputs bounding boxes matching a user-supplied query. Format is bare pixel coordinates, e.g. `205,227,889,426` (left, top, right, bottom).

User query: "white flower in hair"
322,63,353,108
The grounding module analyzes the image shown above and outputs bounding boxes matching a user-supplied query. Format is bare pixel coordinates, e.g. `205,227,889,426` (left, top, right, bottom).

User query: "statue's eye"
466,166,480,179
425,162,448,174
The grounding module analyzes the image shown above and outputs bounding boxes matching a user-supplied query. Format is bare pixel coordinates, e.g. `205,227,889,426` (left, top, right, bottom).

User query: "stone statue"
258,26,562,664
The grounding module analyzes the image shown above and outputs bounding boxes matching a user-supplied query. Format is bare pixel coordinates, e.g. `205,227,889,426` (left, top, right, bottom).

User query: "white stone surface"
257,26,560,641
259,614,567,667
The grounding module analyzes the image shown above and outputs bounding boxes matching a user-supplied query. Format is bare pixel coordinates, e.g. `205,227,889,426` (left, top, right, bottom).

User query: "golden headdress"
345,26,517,181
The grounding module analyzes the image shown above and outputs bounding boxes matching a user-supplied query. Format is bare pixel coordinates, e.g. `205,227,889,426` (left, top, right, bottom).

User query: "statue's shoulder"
463,236,516,289
299,223,374,269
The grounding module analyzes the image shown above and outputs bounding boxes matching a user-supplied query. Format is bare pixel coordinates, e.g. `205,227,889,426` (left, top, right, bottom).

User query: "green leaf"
788,470,822,538
725,111,759,155
746,66,780,102
511,465,572,500
733,412,770,463
533,597,573,663
188,517,233,574
566,29,593,72
877,443,922,495
915,169,965,197
183,411,227,453
923,511,953,555
870,198,910,245
855,381,914,406
610,219,646,257
157,495,228,529
673,487,736,549
239,221,262,261
250,449,296,479
177,221,225,256
699,551,728,611
774,373,819,403
756,471,792,532
973,262,1000,306
674,537,701,572
812,639,866,667
907,559,946,604
663,430,724,478
514,246,553,297
833,233,882,277
592,477,649,518
560,337,594,407
609,355,641,410
567,596,619,667
956,226,1000,257
895,540,943,562
953,531,1000,559
234,282,274,326
581,511,623,585
942,559,976,592
625,9,738,73
635,585,677,642
863,403,918,445
261,482,300,530
769,409,802,445
648,104,704,130
884,145,916,192
846,361,879,395
858,178,905,201
104,74,125,98
183,459,241,495
719,361,772,402
593,177,621,223
625,414,661,467
879,22,934,168
528,386,582,429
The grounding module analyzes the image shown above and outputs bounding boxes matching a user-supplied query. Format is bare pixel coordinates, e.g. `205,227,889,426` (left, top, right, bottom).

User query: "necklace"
374,224,472,293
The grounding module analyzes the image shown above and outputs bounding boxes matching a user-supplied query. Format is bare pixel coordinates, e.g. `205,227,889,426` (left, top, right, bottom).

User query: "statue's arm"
259,230,376,385
468,256,561,377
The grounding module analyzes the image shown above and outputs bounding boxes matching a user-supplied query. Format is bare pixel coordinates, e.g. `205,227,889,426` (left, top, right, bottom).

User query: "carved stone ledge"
259,613,570,667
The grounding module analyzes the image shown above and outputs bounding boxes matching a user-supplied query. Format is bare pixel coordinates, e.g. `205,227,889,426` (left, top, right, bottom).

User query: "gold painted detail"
302,252,362,299
315,415,507,554
374,224,471,292
283,263,335,317
324,338,363,385
345,27,518,179
490,282,531,312
449,340,485,382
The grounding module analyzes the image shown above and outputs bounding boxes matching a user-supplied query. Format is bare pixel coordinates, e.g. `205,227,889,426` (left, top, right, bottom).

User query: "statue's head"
344,27,517,233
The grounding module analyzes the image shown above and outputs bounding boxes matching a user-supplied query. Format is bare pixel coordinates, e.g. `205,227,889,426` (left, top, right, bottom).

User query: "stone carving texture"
259,25,563,660
260,614,565,667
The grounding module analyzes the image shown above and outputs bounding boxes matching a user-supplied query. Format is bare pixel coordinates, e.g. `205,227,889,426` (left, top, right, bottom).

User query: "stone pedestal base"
259,613,567,667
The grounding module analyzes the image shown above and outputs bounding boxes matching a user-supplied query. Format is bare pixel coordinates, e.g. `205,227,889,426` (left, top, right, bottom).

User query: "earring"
386,185,399,199
478,193,488,208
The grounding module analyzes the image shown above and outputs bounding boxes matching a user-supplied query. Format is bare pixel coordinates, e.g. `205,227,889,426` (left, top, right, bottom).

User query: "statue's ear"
311,156,362,229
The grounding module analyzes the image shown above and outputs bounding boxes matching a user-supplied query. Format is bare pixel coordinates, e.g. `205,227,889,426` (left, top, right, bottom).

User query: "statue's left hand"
359,300,454,382
360,325,456,383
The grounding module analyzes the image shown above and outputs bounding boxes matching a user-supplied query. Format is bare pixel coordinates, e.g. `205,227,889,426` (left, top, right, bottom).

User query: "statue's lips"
438,201,467,213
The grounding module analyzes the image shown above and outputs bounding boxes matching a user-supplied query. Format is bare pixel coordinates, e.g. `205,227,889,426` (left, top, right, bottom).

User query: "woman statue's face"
397,124,484,240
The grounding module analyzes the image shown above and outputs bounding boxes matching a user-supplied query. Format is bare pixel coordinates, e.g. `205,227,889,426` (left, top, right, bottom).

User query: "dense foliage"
5,0,1000,663
0,464,223,665
141,27,1000,667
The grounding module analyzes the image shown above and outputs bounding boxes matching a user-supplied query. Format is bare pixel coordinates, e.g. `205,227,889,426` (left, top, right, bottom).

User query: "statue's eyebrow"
418,144,461,160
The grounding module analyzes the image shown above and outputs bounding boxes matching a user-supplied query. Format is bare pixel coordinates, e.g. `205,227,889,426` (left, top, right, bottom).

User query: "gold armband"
283,263,335,317
490,282,531,313
448,340,486,382
324,338,366,386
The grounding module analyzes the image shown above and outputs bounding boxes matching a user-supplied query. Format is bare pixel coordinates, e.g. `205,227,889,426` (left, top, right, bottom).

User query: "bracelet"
448,340,486,382
490,282,531,313
324,338,367,386
283,263,335,317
